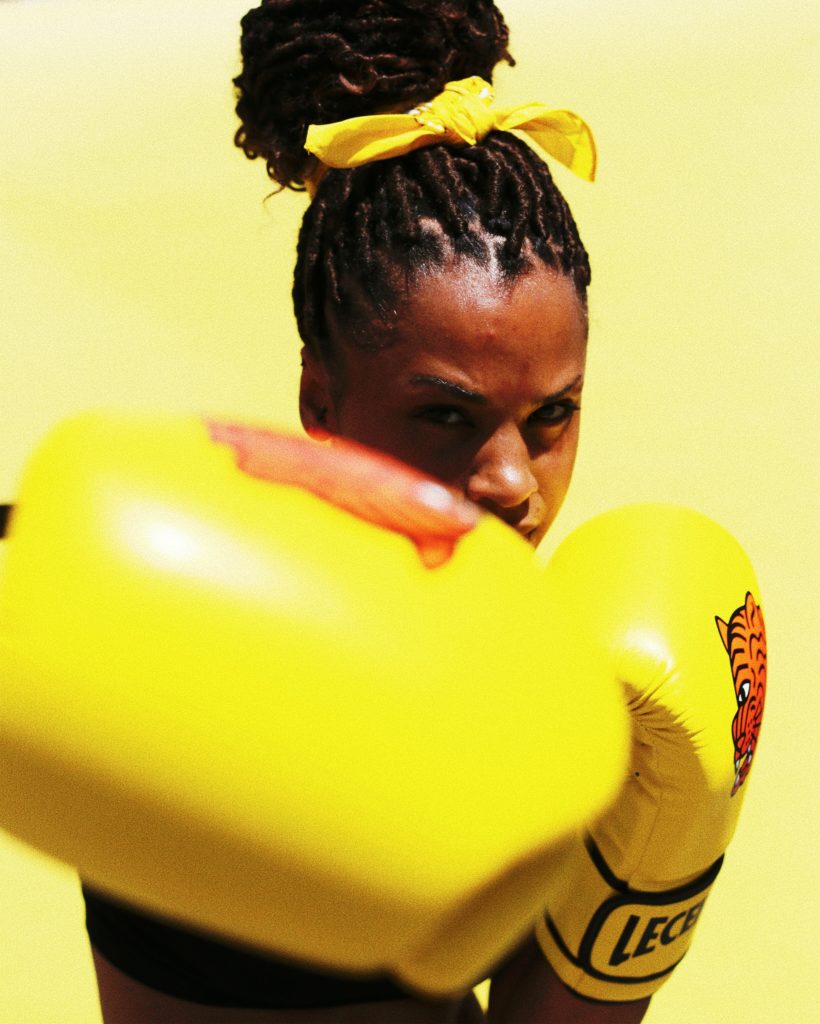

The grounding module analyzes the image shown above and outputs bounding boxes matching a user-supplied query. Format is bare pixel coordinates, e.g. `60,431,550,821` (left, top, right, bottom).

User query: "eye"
529,400,580,426
737,680,750,704
414,406,471,427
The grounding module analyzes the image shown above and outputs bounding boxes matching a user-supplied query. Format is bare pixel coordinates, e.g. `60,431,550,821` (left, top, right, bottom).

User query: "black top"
82,884,410,1009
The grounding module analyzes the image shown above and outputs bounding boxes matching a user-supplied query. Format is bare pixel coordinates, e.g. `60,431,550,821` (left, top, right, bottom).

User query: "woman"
85,1,650,1021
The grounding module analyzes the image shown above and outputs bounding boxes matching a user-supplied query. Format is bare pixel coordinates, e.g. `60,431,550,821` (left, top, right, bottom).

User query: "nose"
465,426,538,512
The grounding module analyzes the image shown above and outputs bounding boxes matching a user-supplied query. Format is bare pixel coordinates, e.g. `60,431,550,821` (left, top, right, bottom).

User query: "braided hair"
234,0,590,364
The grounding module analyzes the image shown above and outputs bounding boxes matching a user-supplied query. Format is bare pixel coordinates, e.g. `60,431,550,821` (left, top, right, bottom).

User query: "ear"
715,615,730,653
299,348,339,439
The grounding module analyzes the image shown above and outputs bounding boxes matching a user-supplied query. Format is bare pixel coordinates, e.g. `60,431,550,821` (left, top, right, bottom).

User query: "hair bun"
234,0,512,189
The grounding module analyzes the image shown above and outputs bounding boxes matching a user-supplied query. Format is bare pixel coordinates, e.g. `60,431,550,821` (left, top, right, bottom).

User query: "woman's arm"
487,933,650,1024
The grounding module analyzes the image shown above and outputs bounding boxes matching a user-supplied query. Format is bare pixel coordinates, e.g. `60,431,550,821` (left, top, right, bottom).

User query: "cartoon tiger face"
716,592,767,796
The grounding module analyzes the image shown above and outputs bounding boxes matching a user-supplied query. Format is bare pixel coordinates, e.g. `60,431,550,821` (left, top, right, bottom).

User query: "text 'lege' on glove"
534,504,766,1002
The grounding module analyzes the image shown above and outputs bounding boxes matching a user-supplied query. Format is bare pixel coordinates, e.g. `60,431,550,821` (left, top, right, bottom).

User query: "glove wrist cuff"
535,835,723,1001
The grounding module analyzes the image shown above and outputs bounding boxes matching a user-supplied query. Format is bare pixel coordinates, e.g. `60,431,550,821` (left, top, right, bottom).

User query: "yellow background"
1,1,817,1020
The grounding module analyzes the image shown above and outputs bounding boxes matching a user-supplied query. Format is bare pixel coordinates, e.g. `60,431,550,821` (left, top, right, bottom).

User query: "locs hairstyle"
234,0,590,362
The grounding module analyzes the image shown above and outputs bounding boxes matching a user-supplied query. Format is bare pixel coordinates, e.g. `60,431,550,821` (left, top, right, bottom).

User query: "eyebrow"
409,375,487,404
408,373,584,405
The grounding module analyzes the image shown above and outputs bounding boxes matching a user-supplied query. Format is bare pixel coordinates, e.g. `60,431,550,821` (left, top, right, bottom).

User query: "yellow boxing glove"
0,411,629,996
535,504,767,1001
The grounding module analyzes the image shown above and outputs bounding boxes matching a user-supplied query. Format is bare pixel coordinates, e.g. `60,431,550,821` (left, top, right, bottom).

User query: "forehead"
338,262,588,397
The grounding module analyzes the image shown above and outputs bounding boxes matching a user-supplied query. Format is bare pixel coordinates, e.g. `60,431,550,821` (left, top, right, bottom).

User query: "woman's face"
301,262,588,547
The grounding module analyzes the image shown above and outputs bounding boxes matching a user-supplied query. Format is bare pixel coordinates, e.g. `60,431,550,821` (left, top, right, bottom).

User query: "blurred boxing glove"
0,411,628,995
534,505,767,1001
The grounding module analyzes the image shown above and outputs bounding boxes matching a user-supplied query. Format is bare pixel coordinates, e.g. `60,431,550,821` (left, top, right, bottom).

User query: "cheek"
334,385,391,447
334,384,468,482
335,396,443,476
534,422,582,511
557,417,582,483
386,434,470,486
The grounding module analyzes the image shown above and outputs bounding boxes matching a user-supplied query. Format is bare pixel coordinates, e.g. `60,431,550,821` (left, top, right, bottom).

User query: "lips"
494,511,542,543
475,501,543,545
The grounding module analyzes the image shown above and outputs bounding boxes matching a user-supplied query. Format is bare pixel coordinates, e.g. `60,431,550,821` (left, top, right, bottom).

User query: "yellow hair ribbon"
304,76,596,196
